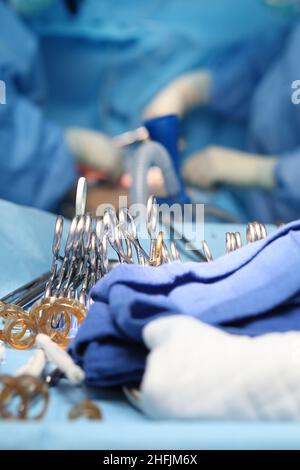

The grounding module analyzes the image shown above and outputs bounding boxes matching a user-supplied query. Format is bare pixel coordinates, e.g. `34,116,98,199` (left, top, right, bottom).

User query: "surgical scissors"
2,185,204,351
0,273,50,310
146,195,158,264
114,224,133,264
95,218,109,276
103,207,122,262
170,240,181,262
118,207,149,264
201,222,268,261
103,207,133,264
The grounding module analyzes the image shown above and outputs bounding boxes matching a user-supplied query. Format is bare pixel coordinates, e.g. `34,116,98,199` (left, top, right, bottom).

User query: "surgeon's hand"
182,146,277,190
143,70,212,119
65,128,123,182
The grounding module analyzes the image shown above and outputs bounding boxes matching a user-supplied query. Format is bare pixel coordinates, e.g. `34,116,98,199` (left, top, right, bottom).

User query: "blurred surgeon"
145,1,300,223
0,0,121,211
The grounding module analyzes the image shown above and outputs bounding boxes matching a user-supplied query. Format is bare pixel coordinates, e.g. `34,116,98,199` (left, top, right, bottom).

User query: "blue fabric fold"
71,220,300,388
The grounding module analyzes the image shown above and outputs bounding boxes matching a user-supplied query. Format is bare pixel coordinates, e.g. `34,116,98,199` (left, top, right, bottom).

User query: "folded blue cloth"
71,220,300,388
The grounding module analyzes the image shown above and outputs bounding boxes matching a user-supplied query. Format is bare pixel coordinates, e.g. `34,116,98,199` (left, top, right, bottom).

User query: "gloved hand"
182,146,277,190
143,70,212,119
65,128,123,182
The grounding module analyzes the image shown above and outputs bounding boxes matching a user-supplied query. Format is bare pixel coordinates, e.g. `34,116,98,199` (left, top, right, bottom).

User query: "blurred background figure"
0,0,122,213
1,0,295,222
144,1,300,223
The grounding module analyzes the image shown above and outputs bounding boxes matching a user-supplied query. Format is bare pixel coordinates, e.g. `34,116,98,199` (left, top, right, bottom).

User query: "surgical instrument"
113,126,149,147
201,222,268,262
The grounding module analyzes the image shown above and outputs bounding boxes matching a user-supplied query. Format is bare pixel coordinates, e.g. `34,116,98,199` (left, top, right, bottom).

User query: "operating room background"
2,0,294,220
28,0,289,158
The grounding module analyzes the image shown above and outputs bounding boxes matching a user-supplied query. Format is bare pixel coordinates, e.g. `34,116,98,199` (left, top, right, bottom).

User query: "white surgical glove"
143,70,212,119
182,146,277,190
65,128,123,182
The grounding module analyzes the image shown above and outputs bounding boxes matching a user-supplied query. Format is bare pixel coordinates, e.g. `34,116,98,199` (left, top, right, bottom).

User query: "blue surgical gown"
203,22,300,223
0,2,76,210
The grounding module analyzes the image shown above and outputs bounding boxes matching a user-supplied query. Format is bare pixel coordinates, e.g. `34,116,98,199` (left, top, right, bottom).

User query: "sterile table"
0,200,299,450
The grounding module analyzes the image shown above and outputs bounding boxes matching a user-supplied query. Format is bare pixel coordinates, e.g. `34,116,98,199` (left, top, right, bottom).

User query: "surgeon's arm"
182,146,300,211
182,146,277,190
144,26,290,120
65,128,123,182
143,70,212,119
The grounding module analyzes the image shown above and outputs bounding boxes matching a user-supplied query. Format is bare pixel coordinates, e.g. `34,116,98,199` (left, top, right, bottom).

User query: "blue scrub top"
0,1,76,211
